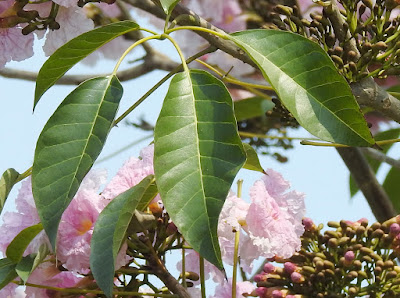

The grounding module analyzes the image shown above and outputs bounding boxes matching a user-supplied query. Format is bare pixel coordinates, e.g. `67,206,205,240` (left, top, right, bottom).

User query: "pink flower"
43,7,94,56
102,144,159,201
0,0,34,68
0,178,49,255
245,169,306,259
0,283,19,298
56,169,108,273
211,278,255,298
25,260,83,297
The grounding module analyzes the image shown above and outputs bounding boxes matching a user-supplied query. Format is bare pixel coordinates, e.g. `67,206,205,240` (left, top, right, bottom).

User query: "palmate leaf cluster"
0,0,381,296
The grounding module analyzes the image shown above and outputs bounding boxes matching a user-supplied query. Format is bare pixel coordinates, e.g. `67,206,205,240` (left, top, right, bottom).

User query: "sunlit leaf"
34,21,138,108
242,143,265,173
229,30,374,146
6,223,43,264
160,0,181,14
0,258,17,290
350,128,400,197
90,175,157,298
32,76,123,249
234,96,274,121
0,168,19,214
154,69,246,269
15,255,35,284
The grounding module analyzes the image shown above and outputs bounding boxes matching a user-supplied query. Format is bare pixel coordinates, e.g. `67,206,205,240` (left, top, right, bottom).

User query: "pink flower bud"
302,217,314,231
254,273,267,282
344,251,355,263
263,263,275,273
272,289,284,298
390,223,400,236
291,272,304,283
255,287,268,297
284,262,297,274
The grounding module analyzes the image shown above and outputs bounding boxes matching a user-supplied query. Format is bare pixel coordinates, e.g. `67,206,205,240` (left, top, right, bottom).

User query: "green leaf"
15,255,35,284
234,96,274,121
32,76,123,250
6,223,43,264
0,258,17,290
0,168,19,214
242,143,265,173
383,167,400,212
15,244,49,283
349,128,400,197
34,21,138,108
229,30,374,146
160,0,180,14
154,69,246,269
90,175,157,298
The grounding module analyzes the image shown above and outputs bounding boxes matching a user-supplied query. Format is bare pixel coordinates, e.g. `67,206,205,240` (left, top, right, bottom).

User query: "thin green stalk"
112,35,162,75
165,26,229,40
113,47,216,125
182,247,187,288
239,131,317,141
15,167,32,183
232,229,240,298
95,134,153,164
161,33,188,72
200,256,206,298
300,140,349,147
195,59,274,92
18,281,177,297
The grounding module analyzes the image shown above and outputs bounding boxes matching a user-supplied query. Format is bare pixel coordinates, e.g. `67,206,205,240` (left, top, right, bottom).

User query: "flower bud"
303,217,315,231
290,272,304,283
390,223,400,236
254,287,268,297
271,289,284,298
344,251,355,264
284,262,297,274
274,5,293,16
263,263,275,273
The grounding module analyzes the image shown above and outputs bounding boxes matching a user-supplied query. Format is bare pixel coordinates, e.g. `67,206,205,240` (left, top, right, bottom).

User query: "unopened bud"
346,271,358,281
386,270,398,279
290,272,304,283
284,262,297,274
21,23,37,35
372,42,388,52
263,263,275,273
275,5,293,16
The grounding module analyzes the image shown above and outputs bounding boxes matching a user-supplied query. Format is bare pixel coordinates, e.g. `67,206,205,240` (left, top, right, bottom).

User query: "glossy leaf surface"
0,168,19,214
154,69,246,269
242,143,265,173
229,30,374,146
350,128,400,197
160,0,180,14
32,76,123,249
6,223,43,263
0,258,17,290
234,96,274,121
34,21,138,108
90,175,157,298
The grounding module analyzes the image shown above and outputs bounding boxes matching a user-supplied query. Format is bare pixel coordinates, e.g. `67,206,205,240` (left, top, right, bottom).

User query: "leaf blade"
34,21,138,108
229,30,374,146
160,0,181,14
242,143,265,173
0,258,17,290
32,76,123,249
6,223,43,264
234,96,274,121
154,69,246,269
0,168,19,214
90,175,157,298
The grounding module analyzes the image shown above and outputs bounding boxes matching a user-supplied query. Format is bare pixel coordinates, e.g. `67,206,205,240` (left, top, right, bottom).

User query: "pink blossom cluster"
0,145,155,297
0,144,306,297
177,169,306,297
0,1,125,69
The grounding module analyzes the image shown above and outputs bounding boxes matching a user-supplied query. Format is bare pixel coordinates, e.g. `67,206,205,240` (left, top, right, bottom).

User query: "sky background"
1,12,398,295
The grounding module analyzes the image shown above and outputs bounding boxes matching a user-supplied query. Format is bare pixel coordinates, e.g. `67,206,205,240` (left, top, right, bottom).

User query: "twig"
360,147,400,170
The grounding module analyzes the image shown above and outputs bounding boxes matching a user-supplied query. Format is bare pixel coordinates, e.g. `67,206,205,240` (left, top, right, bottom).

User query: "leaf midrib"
235,37,370,143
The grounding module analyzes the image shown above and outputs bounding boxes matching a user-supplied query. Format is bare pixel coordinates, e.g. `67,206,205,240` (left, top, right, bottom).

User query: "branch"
360,147,400,170
0,52,179,85
337,147,396,222
125,0,257,67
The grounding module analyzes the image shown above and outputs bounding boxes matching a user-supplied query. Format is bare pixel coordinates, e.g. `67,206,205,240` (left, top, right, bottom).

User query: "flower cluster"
254,216,400,297
0,144,306,297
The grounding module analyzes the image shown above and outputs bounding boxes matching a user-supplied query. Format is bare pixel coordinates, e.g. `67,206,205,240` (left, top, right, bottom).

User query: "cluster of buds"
254,216,400,297
249,0,400,83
